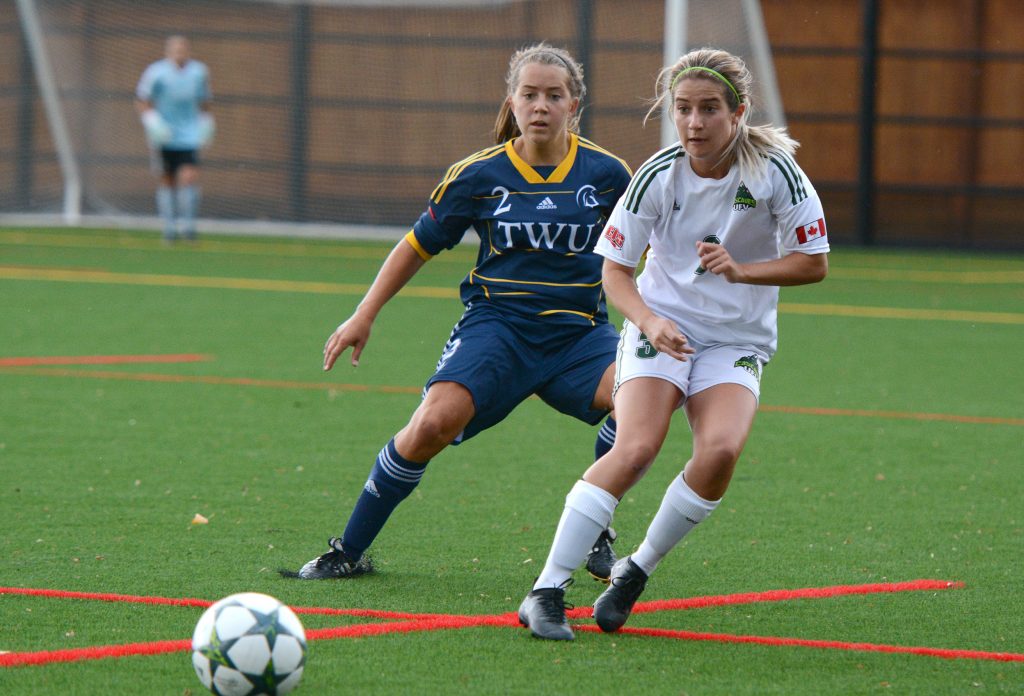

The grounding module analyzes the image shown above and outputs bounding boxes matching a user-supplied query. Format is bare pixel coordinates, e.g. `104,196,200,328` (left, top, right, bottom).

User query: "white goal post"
14,0,82,224
663,0,786,148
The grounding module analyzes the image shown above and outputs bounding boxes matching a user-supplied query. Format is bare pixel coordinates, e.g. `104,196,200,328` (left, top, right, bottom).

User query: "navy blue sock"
594,416,617,460
340,439,427,559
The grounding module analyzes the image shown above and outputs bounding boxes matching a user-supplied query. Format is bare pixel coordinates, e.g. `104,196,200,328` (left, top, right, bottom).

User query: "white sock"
176,185,200,237
533,480,618,590
156,186,175,238
631,475,719,577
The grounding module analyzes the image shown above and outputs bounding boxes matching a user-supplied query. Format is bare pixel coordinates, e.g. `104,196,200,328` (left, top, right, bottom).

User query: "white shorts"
613,319,768,409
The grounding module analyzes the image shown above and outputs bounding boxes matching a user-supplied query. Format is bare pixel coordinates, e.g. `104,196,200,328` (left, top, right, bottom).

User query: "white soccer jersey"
596,144,829,356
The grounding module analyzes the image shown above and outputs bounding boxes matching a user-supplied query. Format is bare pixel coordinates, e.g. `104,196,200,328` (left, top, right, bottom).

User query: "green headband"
670,66,741,105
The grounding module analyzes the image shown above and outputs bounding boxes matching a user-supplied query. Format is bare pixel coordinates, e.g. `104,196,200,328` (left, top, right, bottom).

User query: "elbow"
807,254,828,284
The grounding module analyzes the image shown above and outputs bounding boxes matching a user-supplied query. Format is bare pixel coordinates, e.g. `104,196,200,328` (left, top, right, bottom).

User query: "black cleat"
592,556,648,632
279,537,374,579
585,527,618,583
518,579,575,641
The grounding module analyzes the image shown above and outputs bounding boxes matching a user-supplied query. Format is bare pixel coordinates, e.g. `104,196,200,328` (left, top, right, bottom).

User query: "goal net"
3,0,785,236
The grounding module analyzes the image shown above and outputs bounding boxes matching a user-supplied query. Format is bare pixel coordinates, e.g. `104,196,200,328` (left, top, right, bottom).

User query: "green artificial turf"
1,227,1022,694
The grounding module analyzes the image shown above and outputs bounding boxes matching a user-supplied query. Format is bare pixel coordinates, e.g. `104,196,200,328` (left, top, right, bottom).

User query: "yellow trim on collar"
504,133,579,184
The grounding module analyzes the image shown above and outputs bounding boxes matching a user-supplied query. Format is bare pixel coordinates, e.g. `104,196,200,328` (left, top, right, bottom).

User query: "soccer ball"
191,592,307,695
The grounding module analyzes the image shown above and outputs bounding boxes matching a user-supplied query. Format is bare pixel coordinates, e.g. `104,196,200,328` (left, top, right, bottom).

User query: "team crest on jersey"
734,355,761,379
604,225,624,250
733,182,757,211
576,184,599,209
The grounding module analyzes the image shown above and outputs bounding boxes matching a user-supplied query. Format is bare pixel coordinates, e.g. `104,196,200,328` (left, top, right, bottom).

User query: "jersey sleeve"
409,161,477,257
765,152,830,255
135,62,159,101
602,157,633,216
595,158,664,267
197,62,212,103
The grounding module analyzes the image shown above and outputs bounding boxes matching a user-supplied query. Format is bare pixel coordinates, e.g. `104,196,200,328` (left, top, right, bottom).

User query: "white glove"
197,112,216,148
141,109,172,146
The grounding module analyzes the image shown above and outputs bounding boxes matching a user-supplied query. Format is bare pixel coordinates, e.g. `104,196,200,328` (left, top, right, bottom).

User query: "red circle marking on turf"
3,579,1022,667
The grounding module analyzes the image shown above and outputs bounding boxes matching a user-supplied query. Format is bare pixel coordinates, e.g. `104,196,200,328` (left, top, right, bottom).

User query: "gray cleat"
518,579,575,641
592,556,648,632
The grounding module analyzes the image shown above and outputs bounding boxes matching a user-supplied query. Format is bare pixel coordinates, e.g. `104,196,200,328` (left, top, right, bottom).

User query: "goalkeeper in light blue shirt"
135,35,213,242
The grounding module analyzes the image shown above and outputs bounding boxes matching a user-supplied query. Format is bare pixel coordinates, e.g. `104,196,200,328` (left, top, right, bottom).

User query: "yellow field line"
779,302,1024,325
0,230,475,263
4,231,1023,280
828,267,1024,284
2,266,1022,324
0,266,459,299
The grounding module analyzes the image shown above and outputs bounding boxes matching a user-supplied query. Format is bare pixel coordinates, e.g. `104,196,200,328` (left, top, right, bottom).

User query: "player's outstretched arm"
603,258,694,362
323,239,427,370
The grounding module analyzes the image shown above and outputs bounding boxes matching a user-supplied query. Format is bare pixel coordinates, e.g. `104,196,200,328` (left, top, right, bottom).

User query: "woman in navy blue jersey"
285,44,632,580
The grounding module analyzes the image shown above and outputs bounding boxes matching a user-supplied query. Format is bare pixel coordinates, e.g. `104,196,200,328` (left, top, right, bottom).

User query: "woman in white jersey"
518,47,829,641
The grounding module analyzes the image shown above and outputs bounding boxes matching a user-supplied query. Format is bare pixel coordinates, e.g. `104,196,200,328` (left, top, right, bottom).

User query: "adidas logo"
536,196,557,210
363,480,380,498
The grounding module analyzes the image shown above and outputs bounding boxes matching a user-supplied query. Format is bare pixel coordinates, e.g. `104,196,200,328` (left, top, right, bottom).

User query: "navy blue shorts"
424,308,618,443
160,148,198,177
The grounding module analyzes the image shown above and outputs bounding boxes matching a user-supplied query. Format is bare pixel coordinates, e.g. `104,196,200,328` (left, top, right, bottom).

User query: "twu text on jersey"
406,133,632,330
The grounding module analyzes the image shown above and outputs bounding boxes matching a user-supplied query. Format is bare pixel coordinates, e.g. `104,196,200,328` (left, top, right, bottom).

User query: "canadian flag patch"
604,225,624,250
795,218,826,244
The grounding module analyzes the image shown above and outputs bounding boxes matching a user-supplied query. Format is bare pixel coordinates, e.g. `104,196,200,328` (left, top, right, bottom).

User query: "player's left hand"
197,113,216,148
696,241,746,283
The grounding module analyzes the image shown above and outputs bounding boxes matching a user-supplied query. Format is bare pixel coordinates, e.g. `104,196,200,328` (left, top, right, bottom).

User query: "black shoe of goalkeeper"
585,527,618,583
279,537,373,579
592,556,648,632
518,578,575,641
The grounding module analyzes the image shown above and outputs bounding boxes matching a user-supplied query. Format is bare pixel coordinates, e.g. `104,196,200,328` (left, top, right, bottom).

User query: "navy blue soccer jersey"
407,134,632,331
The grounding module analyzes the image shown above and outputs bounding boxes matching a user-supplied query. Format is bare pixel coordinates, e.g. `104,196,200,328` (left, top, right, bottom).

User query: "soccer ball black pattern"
191,592,307,695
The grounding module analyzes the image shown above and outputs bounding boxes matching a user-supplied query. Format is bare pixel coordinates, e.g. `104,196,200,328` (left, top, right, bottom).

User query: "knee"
610,440,661,473
697,437,744,468
406,408,461,450
178,169,199,187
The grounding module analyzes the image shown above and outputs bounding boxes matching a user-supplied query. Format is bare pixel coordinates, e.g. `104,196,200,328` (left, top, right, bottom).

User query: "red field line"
0,354,212,367
622,580,964,615
759,404,1024,427
0,587,212,608
572,625,1024,663
0,640,191,667
0,587,452,620
2,365,1020,426
4,580,1021,667
305,614,518,641
0,366,420,394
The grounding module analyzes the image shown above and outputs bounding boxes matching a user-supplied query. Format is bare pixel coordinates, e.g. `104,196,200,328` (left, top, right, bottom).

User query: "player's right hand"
639,315,695,362
323,314,372,370
141,109,172,146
